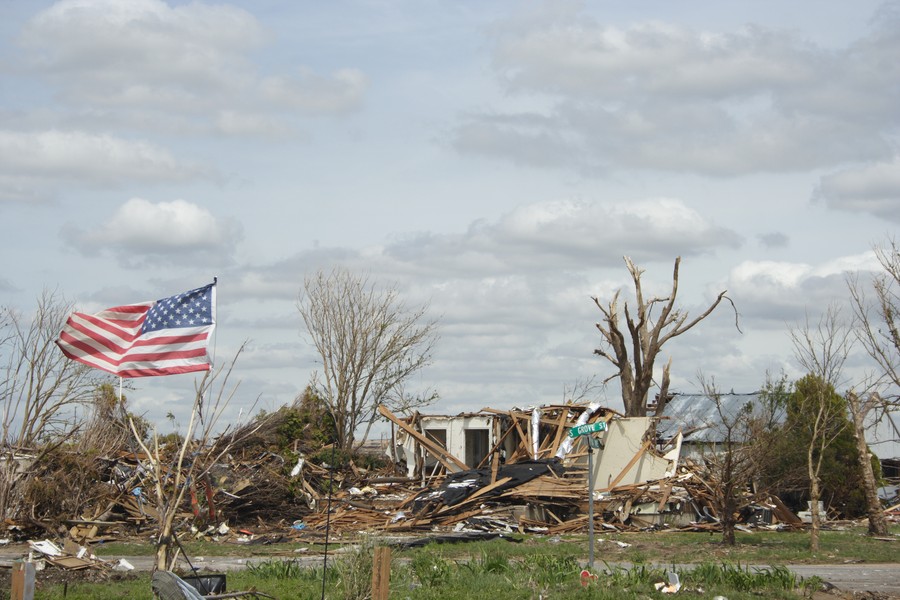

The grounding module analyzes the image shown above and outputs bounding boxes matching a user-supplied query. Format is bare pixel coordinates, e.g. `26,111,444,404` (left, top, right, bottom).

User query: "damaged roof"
655,392,776,444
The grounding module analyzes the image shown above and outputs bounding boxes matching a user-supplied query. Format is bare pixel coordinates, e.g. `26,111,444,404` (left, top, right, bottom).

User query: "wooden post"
11,561,35,600
371,546,391,600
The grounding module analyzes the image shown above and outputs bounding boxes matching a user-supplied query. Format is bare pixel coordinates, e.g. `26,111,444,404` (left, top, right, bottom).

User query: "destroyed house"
390,411,497,479
381,403,622,480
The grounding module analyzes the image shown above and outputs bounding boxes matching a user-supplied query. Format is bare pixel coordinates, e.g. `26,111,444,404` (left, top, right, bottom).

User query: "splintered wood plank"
657,483,673,511
545,408,572,457
378,405,468,471
511,416,532,460
597,440,651,492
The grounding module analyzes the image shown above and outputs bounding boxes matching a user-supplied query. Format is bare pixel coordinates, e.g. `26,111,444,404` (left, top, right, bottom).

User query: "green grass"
33,556,825,599
383,525,900,565
32,526,900,599
88,525,900,564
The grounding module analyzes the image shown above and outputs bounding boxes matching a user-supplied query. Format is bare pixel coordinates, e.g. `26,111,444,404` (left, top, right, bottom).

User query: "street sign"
568,421,607,438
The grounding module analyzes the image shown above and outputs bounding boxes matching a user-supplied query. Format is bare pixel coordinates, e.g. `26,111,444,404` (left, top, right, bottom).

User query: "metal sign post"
586,435,601,569
568,421,607,572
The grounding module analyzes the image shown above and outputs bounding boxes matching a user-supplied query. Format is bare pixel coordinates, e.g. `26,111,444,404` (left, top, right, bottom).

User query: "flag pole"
210,276,218,369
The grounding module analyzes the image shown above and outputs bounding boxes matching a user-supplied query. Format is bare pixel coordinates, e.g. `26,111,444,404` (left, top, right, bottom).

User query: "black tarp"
411,458,565,511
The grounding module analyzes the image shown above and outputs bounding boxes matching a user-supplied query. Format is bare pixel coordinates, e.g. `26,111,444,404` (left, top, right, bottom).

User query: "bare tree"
0,291,107,520
298,268,439,450
845,236,900,536
695,373,769,546
593,256,736,417
844,390,889,535
563,374,605,404
129,344,257,571
789,305,852,552
1,290,106,447
851,238,900,392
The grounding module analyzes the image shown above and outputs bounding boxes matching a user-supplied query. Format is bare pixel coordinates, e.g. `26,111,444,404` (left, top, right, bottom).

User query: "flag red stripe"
56,284,215,378
63,316,141,355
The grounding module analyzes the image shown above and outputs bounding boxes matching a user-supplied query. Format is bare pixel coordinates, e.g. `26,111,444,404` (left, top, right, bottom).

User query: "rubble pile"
2,400,896,569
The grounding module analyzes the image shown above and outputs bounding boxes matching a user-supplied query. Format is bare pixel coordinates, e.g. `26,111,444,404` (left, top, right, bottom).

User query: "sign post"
568,421,607,570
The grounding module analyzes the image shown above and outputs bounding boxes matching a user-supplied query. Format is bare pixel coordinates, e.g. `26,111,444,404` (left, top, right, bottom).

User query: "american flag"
56,283,216,378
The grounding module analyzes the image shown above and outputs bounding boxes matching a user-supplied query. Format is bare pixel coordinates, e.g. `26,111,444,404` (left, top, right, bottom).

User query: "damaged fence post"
11,560,35,600
371,546,391,600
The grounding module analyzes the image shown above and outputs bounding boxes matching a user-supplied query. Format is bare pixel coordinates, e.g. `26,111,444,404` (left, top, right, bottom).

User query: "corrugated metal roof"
658,393,900,458
655,392,772,444
866,409,900,460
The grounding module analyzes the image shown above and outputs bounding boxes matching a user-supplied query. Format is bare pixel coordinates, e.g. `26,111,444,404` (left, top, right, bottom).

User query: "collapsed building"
6,395,898,565
368,402,746,533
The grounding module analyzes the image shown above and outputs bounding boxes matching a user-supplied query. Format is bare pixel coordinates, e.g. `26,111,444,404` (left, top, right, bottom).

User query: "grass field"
26,525,900,599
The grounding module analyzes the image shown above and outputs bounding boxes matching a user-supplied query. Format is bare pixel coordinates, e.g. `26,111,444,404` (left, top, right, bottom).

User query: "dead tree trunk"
847,393,889,536
593,256,735,417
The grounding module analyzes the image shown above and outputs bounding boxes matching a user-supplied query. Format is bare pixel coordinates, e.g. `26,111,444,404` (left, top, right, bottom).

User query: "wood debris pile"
295,405,810,539
10,400,888,568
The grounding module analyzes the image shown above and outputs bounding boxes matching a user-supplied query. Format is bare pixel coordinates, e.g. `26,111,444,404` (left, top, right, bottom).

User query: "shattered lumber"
1,401,821,562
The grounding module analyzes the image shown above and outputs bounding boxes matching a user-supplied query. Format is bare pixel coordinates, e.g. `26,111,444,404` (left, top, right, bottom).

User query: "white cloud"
726,253,881,322
20,0,264,101
814,158,900,222
0,130,202,191
454,5,899,175
385,197,742,273
17,0,368,124
63,197,242,266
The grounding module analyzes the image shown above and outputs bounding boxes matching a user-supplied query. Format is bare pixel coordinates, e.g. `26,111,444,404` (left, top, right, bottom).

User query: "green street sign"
568,421,607,438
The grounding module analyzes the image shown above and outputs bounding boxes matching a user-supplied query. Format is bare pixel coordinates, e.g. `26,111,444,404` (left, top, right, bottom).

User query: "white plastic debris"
217,522,230,535
28,540,63,557
114,559,135,571
290,457,305,477
654,572,681,594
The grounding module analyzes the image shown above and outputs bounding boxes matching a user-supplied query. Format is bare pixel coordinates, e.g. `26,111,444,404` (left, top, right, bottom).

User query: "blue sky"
1,0,898,434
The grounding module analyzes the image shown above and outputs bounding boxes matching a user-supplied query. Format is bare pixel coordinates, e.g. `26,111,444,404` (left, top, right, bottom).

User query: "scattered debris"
4,399,893,576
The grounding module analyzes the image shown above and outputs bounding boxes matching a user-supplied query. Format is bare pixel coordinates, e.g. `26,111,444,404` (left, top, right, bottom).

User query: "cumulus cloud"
813,158,900,222
63,197,242,266
385,197,742,274
453,4,899,176
0,130,202,191
726,252,881,322
18,0,367,130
